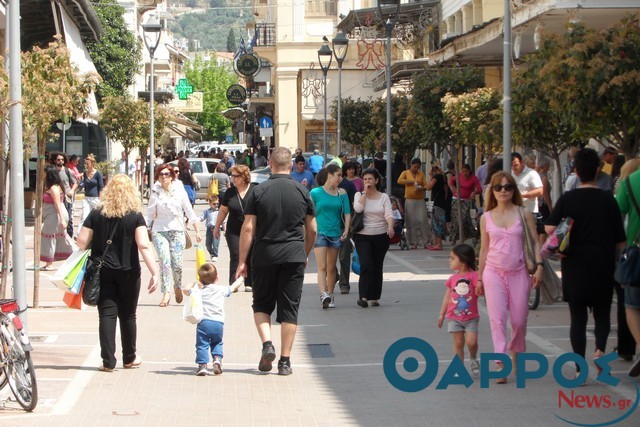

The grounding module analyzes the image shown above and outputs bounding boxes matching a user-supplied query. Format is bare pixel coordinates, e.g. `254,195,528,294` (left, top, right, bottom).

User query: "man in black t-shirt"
236,147,317,376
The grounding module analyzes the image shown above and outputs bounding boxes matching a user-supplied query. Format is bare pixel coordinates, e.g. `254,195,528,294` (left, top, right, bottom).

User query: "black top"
546,188,625,305
338,178,356,209
179,170,193,187
244,174,316,268
83,209,147,271
221,183,256,236
374,158,386,177
430,173,446,209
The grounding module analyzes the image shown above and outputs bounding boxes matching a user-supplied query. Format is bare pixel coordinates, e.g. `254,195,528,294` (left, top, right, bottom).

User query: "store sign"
175,78,194,100
226,84,247,105
234,53,261,78
170,91,203,112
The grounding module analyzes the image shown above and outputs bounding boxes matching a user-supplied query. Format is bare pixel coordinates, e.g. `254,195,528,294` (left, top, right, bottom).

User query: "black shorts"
252,263,306,324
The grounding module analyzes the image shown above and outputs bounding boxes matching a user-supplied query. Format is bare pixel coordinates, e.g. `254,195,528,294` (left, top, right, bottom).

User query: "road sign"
259,116,273,129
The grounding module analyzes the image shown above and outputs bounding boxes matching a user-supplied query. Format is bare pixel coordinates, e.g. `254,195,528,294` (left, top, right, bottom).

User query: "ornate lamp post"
377,0,401,195
318,40,333,163
143,16,162,194
332,31,349,157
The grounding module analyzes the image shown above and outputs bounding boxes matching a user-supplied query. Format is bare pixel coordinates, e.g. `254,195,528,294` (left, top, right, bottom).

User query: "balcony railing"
254,23,276,47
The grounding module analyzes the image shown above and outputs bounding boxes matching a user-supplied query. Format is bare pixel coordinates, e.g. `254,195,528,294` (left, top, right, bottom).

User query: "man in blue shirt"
291,156,315,190
308,149,324,176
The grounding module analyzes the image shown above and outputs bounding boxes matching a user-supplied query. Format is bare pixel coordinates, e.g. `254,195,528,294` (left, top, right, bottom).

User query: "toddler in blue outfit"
201,196,222,261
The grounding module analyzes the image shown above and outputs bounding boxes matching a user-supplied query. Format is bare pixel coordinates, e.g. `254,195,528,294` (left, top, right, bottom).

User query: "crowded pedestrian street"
0,200,638,427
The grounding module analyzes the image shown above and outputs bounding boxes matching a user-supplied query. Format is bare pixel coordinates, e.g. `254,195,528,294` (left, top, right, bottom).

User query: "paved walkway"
1,202,639,426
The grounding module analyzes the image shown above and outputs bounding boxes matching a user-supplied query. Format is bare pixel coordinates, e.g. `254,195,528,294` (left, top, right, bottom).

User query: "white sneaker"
212,257,218,262
321,292,331,309
470,358,480,377
328,294,336,308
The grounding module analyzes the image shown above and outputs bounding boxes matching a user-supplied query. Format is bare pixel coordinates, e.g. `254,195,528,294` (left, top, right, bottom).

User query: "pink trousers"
482,266,531,354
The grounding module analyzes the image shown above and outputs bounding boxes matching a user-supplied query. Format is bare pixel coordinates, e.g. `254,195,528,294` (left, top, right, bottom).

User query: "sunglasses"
173,170,179,173
159,172,172,177
492,184,515,192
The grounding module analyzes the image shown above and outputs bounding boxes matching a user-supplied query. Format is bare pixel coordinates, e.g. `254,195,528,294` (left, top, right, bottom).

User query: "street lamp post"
502,0,512,171
143,17,162,194
377,0,401,195
318,41,333,163
332,31,349,157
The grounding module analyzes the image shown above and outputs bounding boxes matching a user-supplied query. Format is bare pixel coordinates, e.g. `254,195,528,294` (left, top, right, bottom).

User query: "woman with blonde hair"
147,163,202,307
78,153,104,234
214,164,255,291
614,158,640,195
478,171,542,383
77,174,159,372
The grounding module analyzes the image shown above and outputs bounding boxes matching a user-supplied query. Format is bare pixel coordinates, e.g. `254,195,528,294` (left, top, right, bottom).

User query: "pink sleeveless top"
484,211,526,272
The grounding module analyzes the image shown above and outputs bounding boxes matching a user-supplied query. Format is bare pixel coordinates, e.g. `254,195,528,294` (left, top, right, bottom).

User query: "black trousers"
568,300,611,369
338,237,352,287
65,200,74,238
225,232,252,286
354,233,390,301
98,268,141,369
615,282,637,356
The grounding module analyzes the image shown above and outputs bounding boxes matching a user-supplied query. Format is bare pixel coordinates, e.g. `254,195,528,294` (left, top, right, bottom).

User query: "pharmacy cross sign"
175,79,194,100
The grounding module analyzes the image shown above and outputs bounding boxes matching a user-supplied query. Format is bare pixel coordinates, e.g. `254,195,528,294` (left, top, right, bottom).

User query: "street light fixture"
318,40,333,163
332,31,349,158
143,16,162,194
377,0,401,195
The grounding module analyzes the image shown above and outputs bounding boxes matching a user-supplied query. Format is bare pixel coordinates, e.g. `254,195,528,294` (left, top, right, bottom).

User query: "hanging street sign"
175,78,194,100
170,91,204,112
234,53,261,78
226,84,247,105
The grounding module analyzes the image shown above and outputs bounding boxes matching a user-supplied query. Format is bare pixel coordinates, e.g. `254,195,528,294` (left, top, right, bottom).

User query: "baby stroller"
389,197,409,250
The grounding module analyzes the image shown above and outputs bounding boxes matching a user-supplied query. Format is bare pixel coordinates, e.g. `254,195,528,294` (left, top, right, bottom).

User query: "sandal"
40,265,53,271
159,293,170,307
357,298,368,308
98,365,114,372
371,301,380,307
123,356,142,369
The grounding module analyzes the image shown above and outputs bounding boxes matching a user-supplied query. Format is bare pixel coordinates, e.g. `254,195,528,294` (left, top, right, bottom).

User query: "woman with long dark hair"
77,174,159,371
353,168,394,307
177,157,198,206
40,166,73,270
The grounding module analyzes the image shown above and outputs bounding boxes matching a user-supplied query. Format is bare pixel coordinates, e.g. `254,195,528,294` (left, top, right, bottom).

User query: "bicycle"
0,299,37,411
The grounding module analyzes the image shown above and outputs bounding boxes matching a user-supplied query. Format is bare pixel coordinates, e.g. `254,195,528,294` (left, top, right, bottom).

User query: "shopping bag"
195,246,206,282
63,286,83,310
182,287,203,324
351,241,361,275
207,177,219,198
64,251,89,288
51,249,90,292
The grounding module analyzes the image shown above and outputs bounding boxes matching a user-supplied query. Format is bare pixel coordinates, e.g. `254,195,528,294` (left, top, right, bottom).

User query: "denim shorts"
315,234,342,249
447,318,479,333
625,285,640,309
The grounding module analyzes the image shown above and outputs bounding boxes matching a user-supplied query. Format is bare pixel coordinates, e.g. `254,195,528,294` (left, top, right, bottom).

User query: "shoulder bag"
614,178,640,287
83,222,119,306
518,207,538,274
350,193,365,234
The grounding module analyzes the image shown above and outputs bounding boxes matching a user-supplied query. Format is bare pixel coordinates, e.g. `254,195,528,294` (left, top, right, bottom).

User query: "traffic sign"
259,116,273,128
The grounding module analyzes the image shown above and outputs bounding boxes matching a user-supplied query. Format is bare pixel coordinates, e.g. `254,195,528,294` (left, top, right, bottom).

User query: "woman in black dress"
545,148,626,379
426,165,447,250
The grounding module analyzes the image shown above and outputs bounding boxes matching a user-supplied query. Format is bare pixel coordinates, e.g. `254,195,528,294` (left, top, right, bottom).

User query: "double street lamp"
143,16,162,193
318,40,333,163
332,31,349,158
377,0,401,195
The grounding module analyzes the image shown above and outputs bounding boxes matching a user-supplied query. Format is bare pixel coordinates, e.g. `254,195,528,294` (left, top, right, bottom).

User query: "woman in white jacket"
146,163,201,307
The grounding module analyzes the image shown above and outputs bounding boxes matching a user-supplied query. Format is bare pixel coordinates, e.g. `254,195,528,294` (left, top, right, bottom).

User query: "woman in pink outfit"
477,171,542,383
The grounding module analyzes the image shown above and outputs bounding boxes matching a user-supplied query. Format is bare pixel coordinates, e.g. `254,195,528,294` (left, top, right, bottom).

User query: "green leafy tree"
100,95,170,181
512,35,577,198
21,38,100,306
537,16,640,158
86,0,141,106
184,55,238,140
330,97,373,157
226,29,237,53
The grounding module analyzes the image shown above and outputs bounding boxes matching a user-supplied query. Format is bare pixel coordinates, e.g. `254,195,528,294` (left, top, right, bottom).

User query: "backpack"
207,175,219,199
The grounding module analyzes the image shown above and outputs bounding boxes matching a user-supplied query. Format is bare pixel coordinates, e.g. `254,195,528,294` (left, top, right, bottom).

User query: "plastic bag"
182,287,203,324
195,246,206,282
352,242,361,275
51,249,90,292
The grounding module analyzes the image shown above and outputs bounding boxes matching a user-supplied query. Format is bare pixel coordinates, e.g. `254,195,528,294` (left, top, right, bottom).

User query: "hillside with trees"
168,0,253,52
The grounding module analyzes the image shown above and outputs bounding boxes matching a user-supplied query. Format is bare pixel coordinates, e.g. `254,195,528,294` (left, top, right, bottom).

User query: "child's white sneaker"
212,356,223,375
470,358,480,377
196,363,209,376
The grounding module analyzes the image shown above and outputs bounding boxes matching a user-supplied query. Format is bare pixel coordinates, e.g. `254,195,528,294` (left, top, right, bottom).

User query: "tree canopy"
183,55,237,140
86,0,141,106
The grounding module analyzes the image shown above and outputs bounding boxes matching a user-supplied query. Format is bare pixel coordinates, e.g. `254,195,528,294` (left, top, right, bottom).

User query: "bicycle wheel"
528,286,541,310
2,326,38,411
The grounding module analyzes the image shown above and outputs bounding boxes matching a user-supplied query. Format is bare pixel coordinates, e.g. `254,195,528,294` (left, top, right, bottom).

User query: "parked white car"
170,158,219,200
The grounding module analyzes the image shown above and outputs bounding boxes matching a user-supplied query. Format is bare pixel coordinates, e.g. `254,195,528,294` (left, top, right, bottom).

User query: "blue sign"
259,116,273,129
225,134,233,142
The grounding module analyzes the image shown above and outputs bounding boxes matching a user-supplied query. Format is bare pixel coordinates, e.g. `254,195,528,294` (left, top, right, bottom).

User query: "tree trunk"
33,136,46,308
